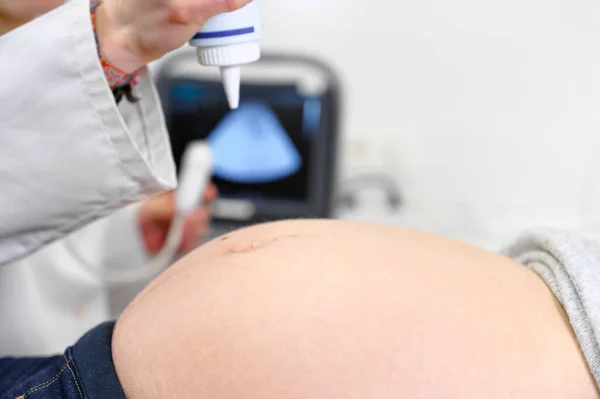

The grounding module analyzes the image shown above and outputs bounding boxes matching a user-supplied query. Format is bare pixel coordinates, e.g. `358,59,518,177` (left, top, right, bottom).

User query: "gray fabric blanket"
504,228,600,389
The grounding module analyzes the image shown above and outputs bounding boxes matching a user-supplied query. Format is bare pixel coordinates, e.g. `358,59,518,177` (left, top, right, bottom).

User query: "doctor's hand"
95,0,252,73
137,185,218,255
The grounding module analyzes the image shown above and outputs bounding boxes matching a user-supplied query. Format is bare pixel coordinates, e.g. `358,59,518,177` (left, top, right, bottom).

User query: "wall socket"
341,128,418,180
341,135,389,178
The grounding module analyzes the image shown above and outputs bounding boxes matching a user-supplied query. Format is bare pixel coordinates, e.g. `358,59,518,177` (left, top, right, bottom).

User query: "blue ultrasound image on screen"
167,81,320,202
206,101,302,184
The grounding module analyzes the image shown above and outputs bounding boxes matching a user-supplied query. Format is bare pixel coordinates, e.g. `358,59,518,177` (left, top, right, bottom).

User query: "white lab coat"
0,0,176,355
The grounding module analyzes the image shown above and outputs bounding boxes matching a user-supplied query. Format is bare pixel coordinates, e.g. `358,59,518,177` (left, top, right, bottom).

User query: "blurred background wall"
244,0,600,249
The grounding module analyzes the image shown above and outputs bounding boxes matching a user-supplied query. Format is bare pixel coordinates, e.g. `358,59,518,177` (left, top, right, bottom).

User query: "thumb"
141,224,168,254
217,0,253,12
172,0,252,25
138,191,176,225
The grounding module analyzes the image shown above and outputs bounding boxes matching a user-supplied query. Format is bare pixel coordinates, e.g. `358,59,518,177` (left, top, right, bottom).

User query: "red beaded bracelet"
90,4,141,90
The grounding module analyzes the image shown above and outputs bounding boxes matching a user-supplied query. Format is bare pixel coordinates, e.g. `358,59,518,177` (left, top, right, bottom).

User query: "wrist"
94,3,145,74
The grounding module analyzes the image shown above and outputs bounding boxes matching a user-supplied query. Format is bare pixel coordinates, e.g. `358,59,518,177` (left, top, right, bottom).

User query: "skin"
93,0,252,73
138,186,218,254
0,0,63,33
3,2,599,396
113,219,600,399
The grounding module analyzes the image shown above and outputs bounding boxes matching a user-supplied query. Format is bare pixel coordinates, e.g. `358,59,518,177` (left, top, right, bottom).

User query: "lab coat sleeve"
0,0,177,266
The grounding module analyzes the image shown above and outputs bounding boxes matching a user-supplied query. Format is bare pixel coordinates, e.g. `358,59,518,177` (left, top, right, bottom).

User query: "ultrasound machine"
155,51,342,240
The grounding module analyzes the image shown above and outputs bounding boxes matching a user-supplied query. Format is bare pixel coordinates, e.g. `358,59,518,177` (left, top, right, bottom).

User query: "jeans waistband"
70,321,126,399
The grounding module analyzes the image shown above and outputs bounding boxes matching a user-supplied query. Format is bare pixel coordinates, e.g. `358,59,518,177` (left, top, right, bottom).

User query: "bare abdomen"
114,219,599,399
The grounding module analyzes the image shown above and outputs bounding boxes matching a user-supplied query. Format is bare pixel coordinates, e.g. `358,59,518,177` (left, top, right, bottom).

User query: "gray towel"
503,228,600,388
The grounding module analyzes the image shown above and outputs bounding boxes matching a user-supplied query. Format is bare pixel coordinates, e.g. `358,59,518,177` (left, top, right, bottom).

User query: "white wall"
259,0,600,248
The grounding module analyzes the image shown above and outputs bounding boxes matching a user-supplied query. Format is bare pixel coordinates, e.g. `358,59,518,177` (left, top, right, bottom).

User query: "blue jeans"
0,323,125,399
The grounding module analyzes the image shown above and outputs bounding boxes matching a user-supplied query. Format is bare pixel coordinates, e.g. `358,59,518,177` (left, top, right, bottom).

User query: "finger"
180,227,204,253
172,0,252,25
195,210,212,238
220,0,252,13
203,184,218,204
195,0,252,14
139,190,176,224
181,226,209,253
142,225,168,254
179,209,210,253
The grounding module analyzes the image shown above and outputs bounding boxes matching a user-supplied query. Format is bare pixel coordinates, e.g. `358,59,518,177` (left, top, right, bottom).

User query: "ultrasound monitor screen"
167,81,322,202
